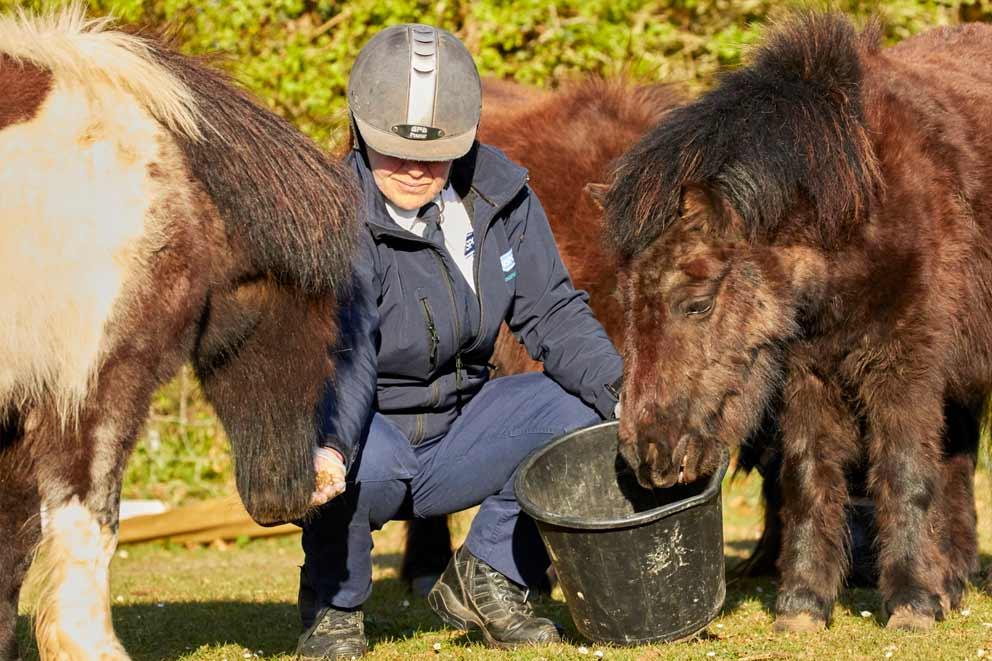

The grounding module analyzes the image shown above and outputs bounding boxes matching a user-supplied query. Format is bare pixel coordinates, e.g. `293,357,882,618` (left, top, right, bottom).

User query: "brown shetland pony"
0,7,357,659
399,77,682,589
606,12,992,632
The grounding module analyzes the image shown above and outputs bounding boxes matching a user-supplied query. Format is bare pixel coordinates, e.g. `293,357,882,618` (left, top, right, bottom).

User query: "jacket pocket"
419,294,439,374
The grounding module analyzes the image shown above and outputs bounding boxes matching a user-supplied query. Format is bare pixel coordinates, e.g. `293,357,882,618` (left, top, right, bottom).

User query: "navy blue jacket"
320,143,622,465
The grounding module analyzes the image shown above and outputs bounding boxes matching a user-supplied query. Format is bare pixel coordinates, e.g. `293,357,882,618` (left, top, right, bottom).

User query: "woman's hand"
311,447,347,506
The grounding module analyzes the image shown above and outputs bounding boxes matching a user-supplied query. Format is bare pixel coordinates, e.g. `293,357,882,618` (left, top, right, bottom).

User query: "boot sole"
427,582,480,632
428,584,551,651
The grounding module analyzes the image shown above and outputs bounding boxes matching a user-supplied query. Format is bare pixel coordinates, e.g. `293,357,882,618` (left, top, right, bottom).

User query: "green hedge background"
5,0,991,147
2,0,989,502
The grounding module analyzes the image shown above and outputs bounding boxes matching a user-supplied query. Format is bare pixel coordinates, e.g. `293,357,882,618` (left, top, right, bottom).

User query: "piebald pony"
0,6,357,659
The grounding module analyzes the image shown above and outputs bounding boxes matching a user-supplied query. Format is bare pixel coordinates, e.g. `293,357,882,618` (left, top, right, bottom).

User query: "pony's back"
872,22,992,238
0,5,357,423
0,7,203,420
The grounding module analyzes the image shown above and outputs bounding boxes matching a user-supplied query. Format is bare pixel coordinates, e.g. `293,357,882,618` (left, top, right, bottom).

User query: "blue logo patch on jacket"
500,249,516,272
500,249,517,281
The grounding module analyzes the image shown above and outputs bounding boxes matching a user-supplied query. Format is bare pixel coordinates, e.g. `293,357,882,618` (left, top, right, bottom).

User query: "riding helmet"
348,24,482,162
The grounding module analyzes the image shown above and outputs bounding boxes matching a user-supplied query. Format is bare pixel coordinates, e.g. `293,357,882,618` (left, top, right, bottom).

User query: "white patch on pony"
33,497,128,660
0,78,167,423
0,2,201,139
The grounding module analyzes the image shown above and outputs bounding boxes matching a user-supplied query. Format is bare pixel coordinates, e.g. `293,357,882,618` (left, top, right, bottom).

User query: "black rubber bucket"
515,421,729,645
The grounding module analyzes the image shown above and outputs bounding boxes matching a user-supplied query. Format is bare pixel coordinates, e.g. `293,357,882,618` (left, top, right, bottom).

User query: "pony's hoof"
886,607,935,631
772,613,826,633
939,591,954,615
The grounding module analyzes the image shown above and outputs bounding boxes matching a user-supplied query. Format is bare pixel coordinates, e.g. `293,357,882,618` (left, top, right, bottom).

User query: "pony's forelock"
605,11,883,258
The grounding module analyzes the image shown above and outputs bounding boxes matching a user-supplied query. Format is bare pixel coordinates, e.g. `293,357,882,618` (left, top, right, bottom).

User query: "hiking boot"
427,545,560,649
295,606,367,660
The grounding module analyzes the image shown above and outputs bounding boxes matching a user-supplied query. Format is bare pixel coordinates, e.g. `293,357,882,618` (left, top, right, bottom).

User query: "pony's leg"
935,399,981,611
0,481,40,661
864,382,946,630
732,411,784,578
402,517,453,597
33,499,124,661
773,367,860,631
0,411,41,661
31,403,138,661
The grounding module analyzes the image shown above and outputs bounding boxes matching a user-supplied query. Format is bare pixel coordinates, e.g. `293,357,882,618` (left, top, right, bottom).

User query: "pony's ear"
776,245,829,313
584,182,609,211
193,278,337,525
680,184,745,239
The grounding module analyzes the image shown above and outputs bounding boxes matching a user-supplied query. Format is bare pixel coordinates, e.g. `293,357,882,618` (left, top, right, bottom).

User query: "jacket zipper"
463,179,525,353
470,228,486,351
427,248,464,391
366,175,529,374
467,186,494,353
420,296,439,374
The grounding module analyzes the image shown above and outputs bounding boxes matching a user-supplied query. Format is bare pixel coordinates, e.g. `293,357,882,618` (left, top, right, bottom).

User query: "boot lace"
476,564,534,618
313,608,363,637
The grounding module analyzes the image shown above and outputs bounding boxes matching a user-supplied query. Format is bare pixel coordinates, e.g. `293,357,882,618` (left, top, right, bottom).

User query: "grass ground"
16,471,992,660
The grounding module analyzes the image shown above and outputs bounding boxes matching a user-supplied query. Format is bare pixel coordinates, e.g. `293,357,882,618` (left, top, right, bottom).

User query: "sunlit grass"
64,376,992,658
17,468,992,660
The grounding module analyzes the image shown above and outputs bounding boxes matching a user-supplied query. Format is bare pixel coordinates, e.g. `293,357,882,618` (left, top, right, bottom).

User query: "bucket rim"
514,421,730,530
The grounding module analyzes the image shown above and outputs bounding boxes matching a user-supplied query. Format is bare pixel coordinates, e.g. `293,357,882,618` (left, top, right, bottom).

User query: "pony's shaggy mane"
0,3,358,296
606,12,883,258
0,3,201,138
152,46,359,294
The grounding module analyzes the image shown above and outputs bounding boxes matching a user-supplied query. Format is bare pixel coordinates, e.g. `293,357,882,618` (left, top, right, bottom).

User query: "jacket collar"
349,142,529,240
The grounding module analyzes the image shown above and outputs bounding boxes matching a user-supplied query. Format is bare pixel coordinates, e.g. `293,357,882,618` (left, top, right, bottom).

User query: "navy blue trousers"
301,372,600,609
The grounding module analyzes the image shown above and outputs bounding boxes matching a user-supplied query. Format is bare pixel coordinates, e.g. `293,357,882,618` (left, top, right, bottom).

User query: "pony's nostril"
637,463,657,489
618,440,641,472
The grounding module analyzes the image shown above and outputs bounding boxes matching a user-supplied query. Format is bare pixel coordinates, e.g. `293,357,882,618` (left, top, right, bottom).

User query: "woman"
297,24,623,659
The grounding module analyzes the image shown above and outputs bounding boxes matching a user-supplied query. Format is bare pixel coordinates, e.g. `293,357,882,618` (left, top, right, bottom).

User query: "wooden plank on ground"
119,496,301,545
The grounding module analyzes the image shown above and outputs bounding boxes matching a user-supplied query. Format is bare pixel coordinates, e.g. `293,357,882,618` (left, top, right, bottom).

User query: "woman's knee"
555,388,601,429
361,478,412,529
349,413,420,483
530,380,600,435
305,477,409,535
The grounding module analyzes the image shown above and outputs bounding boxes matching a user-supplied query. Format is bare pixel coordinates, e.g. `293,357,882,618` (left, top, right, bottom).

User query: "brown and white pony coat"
0,7,357,660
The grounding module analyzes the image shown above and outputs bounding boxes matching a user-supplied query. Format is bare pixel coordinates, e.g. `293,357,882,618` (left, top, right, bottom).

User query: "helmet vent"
406,26,439,127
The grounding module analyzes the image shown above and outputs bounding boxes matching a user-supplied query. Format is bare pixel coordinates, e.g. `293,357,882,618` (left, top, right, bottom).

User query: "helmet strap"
349,113,373,169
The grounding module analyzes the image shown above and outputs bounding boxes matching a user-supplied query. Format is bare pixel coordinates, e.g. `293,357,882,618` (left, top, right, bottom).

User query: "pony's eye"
682,297,714,317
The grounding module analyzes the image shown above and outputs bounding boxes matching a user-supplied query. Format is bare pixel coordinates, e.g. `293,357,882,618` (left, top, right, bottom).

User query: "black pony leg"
731,407,783,579
0,410,39,661
937,398,981,610
774,366,860,631
402,517,453,596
